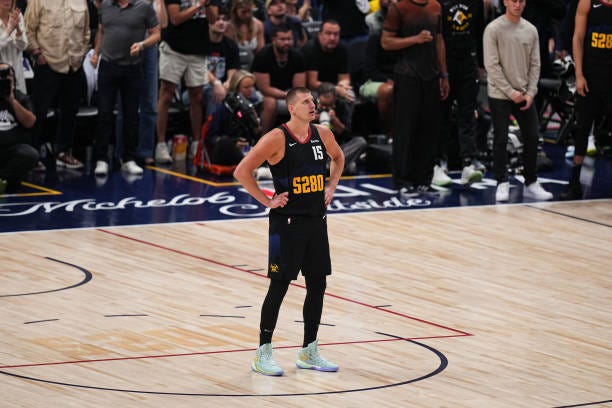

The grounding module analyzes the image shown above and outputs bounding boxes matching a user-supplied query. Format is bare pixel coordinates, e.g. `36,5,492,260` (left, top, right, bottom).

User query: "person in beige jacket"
25,0,90,171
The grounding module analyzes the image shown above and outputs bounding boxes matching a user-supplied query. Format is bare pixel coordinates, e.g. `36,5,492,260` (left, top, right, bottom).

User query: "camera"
317,108,331,128
224,92,260,130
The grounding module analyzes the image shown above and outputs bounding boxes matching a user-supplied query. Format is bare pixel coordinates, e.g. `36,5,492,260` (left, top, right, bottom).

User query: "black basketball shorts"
267,212,332,281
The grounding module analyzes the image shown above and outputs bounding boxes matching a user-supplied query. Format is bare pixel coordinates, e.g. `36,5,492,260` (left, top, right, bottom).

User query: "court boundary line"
97,228,472,337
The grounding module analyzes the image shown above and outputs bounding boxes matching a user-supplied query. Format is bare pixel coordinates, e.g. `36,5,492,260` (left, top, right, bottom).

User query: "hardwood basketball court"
1,200,610,407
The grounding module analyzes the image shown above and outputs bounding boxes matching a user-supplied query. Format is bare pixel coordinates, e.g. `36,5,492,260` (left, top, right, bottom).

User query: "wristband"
439,72,449,79
213,79,222,86
139,42,145,52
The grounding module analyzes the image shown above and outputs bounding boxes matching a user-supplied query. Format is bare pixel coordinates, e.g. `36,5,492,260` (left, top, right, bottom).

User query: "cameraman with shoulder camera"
0,62,37,194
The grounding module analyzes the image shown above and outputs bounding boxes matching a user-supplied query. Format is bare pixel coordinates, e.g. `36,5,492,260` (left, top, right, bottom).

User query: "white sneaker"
586,135,597,156
121,160,143,175
495,181,510,202
432,164,452,186
523,181,553,201
94,160,109,176
460,164,483,185
155,142,172,163
189,140,199,159
255,166,273,180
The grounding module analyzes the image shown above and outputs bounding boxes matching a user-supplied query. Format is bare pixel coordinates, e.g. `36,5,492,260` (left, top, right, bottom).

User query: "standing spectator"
436,0,485,186
359,29,397,135
0,62,37,194
226,0,265,70
91,0,160,176
483,0,553,202
263,0,307,48
137,0,167,165
203,6,240,117
25,0,90,171
0,0,28,94
252,23,306,132
154,0,218,164
233,87,344,376
381,0,450,193
561,0,612,200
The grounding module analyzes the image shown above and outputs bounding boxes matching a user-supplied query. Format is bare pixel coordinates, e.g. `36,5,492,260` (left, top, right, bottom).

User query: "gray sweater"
483,16,540,100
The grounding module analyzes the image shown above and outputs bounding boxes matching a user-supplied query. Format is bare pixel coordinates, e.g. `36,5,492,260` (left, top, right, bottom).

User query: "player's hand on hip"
269,191,289,208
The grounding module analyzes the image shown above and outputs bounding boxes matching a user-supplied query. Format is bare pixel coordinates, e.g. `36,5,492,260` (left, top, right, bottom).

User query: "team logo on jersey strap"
270,263,279,273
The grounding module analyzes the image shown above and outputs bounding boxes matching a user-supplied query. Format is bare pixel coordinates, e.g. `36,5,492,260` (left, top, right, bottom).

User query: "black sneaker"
559,182,583,200
416,185,438,194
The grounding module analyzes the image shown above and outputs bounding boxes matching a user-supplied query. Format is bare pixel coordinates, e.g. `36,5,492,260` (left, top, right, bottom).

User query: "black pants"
574,72,612,157
392,74,440,187
95,60,143,163
0,143,38,192
31,65,83,153
489,98,539,185
439,56,479,162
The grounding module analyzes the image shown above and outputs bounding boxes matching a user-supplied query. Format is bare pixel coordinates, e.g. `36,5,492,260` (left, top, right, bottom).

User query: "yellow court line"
148,165,391,187
0,182,63,198
146,165,239,187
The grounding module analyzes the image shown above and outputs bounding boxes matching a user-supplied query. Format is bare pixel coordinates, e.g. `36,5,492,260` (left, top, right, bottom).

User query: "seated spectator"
263,0,308,48
0,62,37,194
285,0,312,21
301,19,354,103
226,0,265,70
252,23,306,132
365,0,395,35
359,29,397,135
321,0,368,44
316,82,366,174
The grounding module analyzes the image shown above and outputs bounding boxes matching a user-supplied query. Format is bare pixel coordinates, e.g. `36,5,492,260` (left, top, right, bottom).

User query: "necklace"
276,59,287,68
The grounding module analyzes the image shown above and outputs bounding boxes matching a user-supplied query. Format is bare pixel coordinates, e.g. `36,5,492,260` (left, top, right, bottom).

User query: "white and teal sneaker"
296,340,339,372
252,343,284,376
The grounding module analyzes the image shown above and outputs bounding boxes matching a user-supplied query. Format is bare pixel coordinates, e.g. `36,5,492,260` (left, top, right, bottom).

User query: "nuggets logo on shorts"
270,263,280,273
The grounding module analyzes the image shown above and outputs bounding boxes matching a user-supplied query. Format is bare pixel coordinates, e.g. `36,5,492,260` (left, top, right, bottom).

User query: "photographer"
206,71,262,166
0,62,37,194
315,82,366,175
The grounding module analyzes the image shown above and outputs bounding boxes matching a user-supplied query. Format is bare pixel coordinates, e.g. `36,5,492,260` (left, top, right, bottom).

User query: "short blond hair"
228,70,256,93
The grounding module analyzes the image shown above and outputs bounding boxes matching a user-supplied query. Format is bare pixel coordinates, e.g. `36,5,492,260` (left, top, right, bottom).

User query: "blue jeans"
95,60,143,163
137,45,159,160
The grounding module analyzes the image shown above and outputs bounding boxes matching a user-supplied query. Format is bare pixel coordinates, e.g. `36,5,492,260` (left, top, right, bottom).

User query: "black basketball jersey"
269,123,327,217
584,0,612,71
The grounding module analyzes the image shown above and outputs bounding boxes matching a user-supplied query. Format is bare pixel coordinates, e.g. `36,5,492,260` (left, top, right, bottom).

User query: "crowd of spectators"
0,0,607,201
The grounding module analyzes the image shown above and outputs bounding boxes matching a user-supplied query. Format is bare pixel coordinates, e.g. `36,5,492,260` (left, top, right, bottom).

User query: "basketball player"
233,87,344,376
561,0,612,199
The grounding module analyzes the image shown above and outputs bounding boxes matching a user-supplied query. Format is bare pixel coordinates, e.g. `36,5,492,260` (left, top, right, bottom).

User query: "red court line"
0,334,467,369
98,228,472,337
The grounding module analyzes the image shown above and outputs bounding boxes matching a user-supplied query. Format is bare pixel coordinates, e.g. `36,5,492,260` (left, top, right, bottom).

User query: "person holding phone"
0,0,28,94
